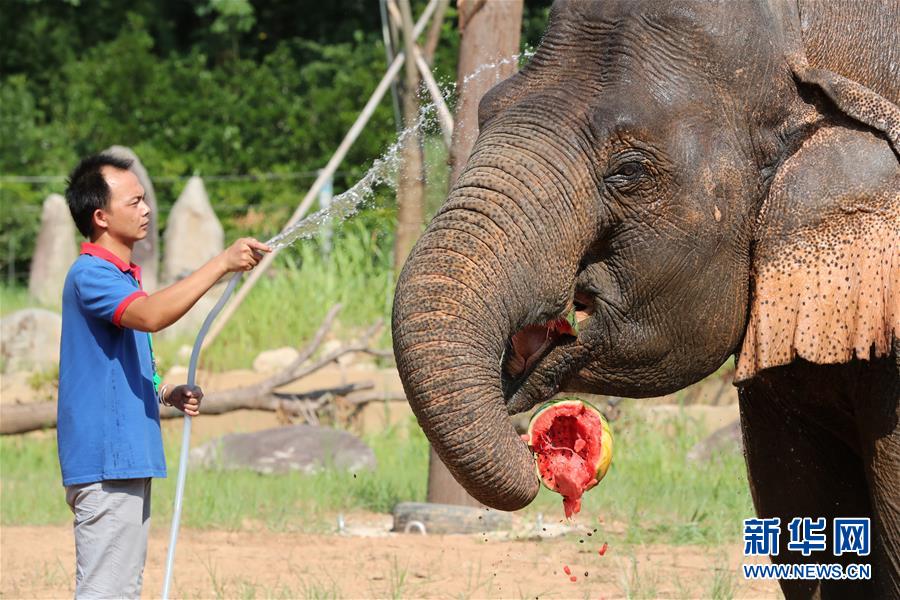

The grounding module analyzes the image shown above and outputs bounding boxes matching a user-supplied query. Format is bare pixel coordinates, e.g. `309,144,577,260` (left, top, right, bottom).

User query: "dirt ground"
2,517,781,599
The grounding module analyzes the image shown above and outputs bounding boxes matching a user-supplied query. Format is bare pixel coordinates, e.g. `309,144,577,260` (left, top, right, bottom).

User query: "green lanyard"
147,332,162,395
129,268,161,396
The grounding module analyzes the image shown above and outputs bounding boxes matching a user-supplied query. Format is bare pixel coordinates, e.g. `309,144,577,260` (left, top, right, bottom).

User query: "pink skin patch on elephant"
736,127,899,381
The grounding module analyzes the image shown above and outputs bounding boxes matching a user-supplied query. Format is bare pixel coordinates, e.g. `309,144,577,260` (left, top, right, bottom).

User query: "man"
58,153,271,597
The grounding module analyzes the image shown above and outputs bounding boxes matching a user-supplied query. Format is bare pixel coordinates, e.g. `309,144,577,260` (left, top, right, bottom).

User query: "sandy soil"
2,517,781,599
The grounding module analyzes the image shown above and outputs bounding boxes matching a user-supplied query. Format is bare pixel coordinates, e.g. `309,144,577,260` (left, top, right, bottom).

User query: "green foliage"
185,211,397,372
196,0,257,61
1,1,552,283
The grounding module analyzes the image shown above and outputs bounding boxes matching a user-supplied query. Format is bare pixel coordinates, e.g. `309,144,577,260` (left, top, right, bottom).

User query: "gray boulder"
189,424,377,475
104,146,159,291
28,194,77,306
158,176,225,339
162,176,223,284
0,309,62,373
687,419,743,463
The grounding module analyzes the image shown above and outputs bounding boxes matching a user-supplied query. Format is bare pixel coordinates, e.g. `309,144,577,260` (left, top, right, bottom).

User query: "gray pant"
65,478,151,599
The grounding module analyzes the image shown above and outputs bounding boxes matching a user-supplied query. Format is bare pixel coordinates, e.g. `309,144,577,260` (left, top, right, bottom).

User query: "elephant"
391,0,899,597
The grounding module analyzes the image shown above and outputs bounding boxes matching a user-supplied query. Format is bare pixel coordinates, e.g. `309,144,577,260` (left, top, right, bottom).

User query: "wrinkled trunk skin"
392,116,593,509
392,204,539,510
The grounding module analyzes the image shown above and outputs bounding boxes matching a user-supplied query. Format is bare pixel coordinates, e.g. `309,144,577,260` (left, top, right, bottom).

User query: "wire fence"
0,171,347,184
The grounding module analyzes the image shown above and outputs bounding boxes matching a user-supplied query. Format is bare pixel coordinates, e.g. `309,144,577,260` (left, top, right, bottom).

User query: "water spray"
160,50,533,598
159,123,412,599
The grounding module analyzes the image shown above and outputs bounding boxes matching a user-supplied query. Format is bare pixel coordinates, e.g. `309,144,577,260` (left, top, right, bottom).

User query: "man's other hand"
221,238,272,272
169,384,203,416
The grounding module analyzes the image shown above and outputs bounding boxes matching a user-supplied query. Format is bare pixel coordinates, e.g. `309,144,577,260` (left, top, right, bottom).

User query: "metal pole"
379,0,403,132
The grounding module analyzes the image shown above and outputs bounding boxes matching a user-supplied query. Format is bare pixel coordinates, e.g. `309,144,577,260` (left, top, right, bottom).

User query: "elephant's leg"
739,377,875,600
854,354,900,598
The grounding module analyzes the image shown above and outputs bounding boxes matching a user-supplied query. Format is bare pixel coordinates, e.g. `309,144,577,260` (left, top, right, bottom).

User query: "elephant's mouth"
501,293,594,412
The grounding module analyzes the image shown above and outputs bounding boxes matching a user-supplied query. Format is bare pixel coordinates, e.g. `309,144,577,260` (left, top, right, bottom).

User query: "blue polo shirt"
57,243,166,486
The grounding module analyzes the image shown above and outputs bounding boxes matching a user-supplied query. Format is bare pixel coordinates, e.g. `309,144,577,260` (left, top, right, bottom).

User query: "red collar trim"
80,243,142,285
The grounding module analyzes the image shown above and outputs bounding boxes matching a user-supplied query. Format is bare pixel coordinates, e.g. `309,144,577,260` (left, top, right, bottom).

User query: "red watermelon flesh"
527,401,609,518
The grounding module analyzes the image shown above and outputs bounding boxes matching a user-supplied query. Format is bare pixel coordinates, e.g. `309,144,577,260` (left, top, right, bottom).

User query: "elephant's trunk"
392,126,592,509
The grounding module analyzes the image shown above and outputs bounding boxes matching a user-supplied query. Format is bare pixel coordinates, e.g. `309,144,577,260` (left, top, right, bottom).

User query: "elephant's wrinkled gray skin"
392,1,898,597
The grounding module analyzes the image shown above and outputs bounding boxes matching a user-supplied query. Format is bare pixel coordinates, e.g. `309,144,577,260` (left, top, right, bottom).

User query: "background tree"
392,0,428,279
0,0,549,283
426,0,525,507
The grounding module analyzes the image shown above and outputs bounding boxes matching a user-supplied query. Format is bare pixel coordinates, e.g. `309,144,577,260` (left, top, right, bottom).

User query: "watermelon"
522,398,613,518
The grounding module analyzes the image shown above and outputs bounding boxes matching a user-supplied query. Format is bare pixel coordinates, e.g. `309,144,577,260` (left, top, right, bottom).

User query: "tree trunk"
427,446,484,505
422,0,450,64
393,0,427,278
423,0,524,507
449,0,523,188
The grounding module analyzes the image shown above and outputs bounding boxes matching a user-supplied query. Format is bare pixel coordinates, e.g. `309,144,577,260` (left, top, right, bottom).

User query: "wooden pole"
422,0,450,64
414,47,454,148
392,0,427,278
201,0,440,349
385,1,454,149
379,0,403,130
449,0,523,187
426,0,524,508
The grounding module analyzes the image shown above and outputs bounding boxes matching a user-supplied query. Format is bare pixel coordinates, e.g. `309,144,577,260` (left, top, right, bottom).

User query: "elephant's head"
392,0,899,510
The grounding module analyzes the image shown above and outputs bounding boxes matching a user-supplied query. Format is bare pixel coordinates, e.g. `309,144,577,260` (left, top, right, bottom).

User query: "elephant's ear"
735,124,899,382
771,0,899,155
789,59,900,155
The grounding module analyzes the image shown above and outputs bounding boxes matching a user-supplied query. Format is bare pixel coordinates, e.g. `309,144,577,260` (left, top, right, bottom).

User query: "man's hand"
221,237,272,272
168,384,203,416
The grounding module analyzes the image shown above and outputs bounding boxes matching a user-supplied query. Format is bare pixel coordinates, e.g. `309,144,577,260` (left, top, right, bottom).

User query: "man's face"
96,167,150,244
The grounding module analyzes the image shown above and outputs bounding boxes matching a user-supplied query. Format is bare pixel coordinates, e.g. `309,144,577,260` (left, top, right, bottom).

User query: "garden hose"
161,272,243,599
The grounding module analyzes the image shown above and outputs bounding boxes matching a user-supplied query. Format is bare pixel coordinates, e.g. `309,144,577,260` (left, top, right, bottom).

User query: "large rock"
162,176,223,283
104,146,159,291
28,194,77,306
0,309,62,373
687,419,743,463
189,424,377,474
253,347,301,373
158,176,225,339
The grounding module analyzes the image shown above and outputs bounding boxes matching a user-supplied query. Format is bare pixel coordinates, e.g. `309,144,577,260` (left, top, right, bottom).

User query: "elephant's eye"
605,160,649,191
609,161,645,180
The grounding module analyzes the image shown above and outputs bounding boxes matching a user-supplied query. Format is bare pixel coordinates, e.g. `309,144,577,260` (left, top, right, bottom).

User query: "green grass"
0,418,428,529
1,406,752,546
181,216,396,372
0,282,38,316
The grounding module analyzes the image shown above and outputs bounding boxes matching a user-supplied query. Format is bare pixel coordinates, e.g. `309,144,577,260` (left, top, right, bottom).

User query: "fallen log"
0,382,380,435
1,304,396,434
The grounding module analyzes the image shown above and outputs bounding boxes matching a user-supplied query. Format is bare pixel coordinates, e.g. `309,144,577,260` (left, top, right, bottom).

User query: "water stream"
264,51,534,251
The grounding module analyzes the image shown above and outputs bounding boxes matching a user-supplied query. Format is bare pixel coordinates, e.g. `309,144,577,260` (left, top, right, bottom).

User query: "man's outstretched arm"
120,237,270,332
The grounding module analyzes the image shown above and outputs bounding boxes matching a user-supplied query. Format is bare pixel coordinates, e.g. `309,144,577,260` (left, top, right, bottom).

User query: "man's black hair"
65,153,134,238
